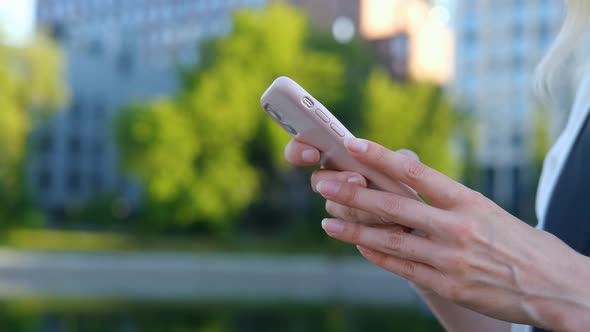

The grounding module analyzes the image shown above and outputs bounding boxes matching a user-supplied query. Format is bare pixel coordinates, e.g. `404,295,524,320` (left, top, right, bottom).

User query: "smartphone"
260,76,416,197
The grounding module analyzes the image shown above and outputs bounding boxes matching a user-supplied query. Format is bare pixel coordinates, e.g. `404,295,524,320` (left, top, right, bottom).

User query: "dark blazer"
544,115,590,254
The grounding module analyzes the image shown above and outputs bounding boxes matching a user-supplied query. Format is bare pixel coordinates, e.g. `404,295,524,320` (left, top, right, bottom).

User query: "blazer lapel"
543,110,590,254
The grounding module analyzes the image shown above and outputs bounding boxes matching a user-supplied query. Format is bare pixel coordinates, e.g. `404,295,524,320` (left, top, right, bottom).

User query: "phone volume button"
315,109,330,123
330,123,345,137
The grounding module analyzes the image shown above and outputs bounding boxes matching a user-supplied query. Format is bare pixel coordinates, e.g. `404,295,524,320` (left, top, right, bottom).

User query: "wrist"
528,253,590,331
410,282,443,301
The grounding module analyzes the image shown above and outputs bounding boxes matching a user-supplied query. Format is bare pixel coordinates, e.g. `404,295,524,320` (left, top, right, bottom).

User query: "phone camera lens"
268,110,282,121
264,104,282,121
282,123,298,136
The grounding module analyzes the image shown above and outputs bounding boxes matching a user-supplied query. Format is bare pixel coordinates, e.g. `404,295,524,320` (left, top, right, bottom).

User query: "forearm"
416,287,510,332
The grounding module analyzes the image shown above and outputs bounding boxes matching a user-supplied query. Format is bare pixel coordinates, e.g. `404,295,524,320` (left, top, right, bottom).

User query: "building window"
463,28,477,50
512,21,525,44
461,70,477,94
511,99,526,119
91,172,103,192
91,140,104,157
539,19,553,48
511,132,522,148
512,53,525,82
67,170,81,194
483,167,496,199
511,166,523,216
117,46,135,76
68,135,82,157
540,0,555,18
513,0,526,20
38,131,55,154
94,100,106,120
38,169,53,191
88,38,103,56
70,98,83,121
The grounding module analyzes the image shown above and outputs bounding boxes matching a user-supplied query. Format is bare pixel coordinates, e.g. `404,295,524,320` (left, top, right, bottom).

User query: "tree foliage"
362,70,460,179
117,4,347,230
0,34,68,224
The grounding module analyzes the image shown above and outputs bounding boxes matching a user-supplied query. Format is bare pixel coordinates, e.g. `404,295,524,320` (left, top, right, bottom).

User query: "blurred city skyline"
0,0,457,43
0,0,578,227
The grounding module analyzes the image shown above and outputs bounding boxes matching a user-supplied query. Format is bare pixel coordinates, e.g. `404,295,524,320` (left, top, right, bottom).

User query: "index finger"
316,180,446,233
344,138,468,208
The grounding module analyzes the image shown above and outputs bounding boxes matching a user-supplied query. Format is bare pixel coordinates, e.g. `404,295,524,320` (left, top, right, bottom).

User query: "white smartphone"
260,76,416,197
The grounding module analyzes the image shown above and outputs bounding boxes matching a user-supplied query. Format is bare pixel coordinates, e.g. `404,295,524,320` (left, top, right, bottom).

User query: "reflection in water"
0,300,443,332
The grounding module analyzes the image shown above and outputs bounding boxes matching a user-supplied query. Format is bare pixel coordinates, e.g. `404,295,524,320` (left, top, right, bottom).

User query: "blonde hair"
534,0,590,103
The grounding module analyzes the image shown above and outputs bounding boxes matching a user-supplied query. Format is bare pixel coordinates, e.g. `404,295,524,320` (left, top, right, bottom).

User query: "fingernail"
347,175,364,185
316,180,341,196
397,149,419,161
322,219,345,234
345,138,369,154
357,245,372,256
302,149,318,163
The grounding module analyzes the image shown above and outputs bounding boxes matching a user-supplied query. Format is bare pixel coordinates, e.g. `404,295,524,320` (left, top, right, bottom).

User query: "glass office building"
452,0,569,217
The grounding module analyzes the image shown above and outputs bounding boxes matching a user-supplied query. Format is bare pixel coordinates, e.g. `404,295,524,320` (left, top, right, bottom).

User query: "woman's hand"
313,137,590,331
285,139,374,224
285,139,419,225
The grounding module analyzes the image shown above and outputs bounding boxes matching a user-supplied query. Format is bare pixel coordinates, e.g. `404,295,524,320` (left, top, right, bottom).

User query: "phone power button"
315,109,330,123
330,123,345,137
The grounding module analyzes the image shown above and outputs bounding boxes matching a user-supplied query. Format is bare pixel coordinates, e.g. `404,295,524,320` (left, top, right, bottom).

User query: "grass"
0,298,443,332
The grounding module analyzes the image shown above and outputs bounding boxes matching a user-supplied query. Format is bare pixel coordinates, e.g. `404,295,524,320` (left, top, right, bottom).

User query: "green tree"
0,33,68,225
362,69,460,179
117,4,349,231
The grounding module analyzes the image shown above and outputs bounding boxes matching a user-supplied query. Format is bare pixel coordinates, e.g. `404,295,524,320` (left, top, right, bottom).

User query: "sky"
0,0,35,45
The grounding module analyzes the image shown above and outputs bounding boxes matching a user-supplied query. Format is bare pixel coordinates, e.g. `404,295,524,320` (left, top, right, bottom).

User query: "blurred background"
0,0,586,331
